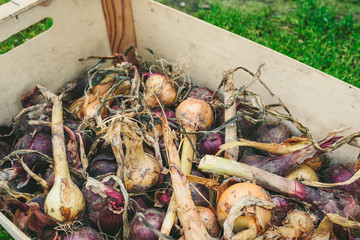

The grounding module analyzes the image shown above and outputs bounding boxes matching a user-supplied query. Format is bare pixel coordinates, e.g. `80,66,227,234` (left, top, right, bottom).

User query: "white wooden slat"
0,0,111,238
0,0,111,125
0,213,30,240
132,0,360,164
0,0,47,23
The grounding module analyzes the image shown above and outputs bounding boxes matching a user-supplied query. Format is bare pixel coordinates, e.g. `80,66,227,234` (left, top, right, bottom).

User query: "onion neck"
52,101,71,179
180,126,196,175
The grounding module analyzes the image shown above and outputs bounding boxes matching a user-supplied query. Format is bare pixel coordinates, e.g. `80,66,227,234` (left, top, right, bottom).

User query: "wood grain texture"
101,0,136,53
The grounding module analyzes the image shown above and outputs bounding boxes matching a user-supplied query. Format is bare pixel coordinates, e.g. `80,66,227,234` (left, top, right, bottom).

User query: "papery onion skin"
129,208,166,240
217,182,272,234
144,75,177,108
62,227,102,240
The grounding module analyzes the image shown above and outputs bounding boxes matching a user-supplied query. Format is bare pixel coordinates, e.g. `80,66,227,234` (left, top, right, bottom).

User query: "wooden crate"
0,0,359,239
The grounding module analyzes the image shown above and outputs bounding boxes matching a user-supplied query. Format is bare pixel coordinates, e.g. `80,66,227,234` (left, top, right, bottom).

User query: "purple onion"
236,101,259,138
152,108,176,119
129,208,166,240
321,164,360,200
185,87,217,103
197,132,225,156
58,72,90,106
250,122,292,157
62,227,102,240
0,133,52,186
15,132,53,168
190,170,210,206
157,170,209,207
98,201,125,235
132,195,148,210
240,154,268,168
88,152,118,177
82,178,124,235
271,196,297,226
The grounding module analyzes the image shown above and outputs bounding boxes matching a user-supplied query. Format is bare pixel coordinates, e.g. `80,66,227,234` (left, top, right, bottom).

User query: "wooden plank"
0,213,30,240
0,0,47,23
101,0,136,53
131,0,360,164
0,0,111,126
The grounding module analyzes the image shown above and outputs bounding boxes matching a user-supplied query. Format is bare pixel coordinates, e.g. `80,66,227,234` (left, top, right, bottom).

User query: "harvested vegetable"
44,97,85,223
217,182,272,238
1,51,360,240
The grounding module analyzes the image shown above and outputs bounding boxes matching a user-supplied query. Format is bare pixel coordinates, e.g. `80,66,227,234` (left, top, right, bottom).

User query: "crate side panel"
132,0,360,164
0,0,111,125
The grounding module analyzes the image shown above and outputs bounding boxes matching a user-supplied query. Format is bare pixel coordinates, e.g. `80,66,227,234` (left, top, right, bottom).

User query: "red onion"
157,170,209,207
239,154,268,168
185,87,217,103
152,108,176,119
62,227,102,240
250,122,292,157
190,169,210,206
236,100,259,138
88,152,118,177
82,177,124,235
129,208,166,240
197,132,225,156
271,196,297,226
321,163,360,200
0,133,53,185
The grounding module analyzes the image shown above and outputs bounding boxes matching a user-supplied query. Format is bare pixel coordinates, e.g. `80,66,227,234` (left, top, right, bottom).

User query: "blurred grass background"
0,0,359,239
157,0,360,87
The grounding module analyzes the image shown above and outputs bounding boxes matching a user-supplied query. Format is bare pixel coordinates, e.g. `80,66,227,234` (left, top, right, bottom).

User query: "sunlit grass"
157,0,360,87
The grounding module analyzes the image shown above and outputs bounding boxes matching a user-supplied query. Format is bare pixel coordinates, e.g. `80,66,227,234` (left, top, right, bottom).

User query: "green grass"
0,225,14,240
0,17,53,54
157,0,360,87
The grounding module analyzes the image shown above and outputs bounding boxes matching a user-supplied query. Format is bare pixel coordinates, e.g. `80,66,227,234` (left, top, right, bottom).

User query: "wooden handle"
101,0,136,54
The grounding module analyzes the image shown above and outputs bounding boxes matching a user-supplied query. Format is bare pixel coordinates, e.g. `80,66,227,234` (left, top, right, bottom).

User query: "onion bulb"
176,98,213,132
44,99,85,222
197,206,221,238
262,210,313,239
144,74,177,108
285,165,319,182
217,182,272,236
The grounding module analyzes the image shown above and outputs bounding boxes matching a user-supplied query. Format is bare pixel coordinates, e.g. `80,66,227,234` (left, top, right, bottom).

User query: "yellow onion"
44,99,85,222
197,206,221,238
144,74,177,108
262,210,313,239
285,165,319,182
217,182,272,237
